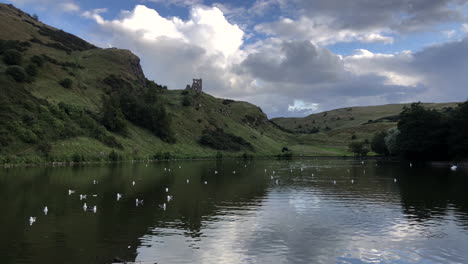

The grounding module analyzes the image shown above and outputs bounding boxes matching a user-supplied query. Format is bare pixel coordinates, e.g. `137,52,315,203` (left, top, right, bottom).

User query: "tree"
6,65,26,82
371,131,389,156
348,141,369,157
384,127,400,156
101,97,127,134
397,103,449,161
2,49,22,65
32,14,39,21
448,101,468,159
59,78,73,88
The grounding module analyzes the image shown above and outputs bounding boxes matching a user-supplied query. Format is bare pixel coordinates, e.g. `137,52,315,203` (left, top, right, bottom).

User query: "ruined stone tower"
185,78,202,92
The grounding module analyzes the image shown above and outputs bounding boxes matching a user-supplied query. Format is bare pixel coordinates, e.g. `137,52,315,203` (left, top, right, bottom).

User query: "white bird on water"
394,178,397,183
273,170,275,174
264,169,267,173
93,179,97,184
232,171,236,174
160,203,167,211
117,193,122,201
43,206,48,215
312,173,314,176
204,181,208,185
351,179,354,184
132,181,136,186
214,170,218,174
275,179,279,185
92,206,97,213
29,216,36,225
165,187,169,193
167,195,173,202
333,180,336,185
135,199,143,206
410,163,413,168
83,203,88,211
79,194,87,200
451,165,457,171
186,179,190,184
68,189,75,195
361,161,364,165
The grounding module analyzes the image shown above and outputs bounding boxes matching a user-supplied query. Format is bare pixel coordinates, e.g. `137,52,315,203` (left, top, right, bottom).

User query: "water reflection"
0,159,467,263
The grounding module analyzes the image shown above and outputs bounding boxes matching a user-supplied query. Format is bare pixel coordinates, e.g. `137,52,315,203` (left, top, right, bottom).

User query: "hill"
0,4,460,163
271,103,458,156
0,3,295,163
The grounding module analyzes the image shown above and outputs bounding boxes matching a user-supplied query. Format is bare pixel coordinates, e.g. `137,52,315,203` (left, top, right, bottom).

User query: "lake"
0,159,467,264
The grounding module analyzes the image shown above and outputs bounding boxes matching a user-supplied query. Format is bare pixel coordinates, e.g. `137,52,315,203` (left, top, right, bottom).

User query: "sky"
4,0,468,117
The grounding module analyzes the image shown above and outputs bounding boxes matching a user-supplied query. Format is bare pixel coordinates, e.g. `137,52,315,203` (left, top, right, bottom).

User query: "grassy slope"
272,103,458,156
0,4,297,162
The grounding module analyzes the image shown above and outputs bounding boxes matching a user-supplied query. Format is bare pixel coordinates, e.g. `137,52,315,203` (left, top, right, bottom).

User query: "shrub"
348,141,369,157
182,96,191,106
108,150,120,162
371,131,389,156
6,66,26,82
59,78,73,88
25,64,38,77
2,49,22,65
199,128,253,151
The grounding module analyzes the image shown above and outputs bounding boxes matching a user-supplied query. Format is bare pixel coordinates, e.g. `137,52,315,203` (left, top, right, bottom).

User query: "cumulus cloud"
8,0,80,13
82,4,467,117
255,16,394,45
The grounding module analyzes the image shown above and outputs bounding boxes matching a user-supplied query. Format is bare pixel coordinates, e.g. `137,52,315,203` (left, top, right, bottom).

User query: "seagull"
43,206,48,215
273,170,275,174
135,199,143,206
363,170,366,174
179,166,181,169
186,179,190,184
164,168,167,171
451,165,457,171
92,194,98,197
159,203,167,211
167,195,173,202
290,169,293,173
333,180,336,185
361,161,364,164
83,203,88,211
270,175,274,179
204,181,208,185
132,181,135,186
394,178,397,183
244,164,247,168
93,179,97,184
68,189,75,195
264,169,267,172
117,193,122,201
29,216,36,225
410,163,413,168
275,179,279,185
347,169,350,173
311,173,314,176
232,171,236,174
168,168,171,172
92,206,97,213
214,170,218,174
79,194,87,200
351,179,354,184
165,188,169,193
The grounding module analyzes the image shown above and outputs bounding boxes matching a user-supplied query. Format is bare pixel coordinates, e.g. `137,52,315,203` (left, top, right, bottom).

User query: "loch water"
0,159,467,264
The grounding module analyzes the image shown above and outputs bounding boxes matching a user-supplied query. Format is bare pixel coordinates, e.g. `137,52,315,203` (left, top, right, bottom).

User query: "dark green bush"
30,55,44,66
2,49,22,65
25,64,38,77
108,150,121,162
59,78,73,88
182,96,192,106
199,128,253,151
6,65,27,82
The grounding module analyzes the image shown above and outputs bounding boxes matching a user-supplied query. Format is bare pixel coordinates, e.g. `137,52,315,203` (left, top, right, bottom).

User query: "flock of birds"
27,161,460,226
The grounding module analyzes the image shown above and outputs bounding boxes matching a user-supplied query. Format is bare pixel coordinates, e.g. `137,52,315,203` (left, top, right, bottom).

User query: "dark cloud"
292,0,466,33
240,40,344,84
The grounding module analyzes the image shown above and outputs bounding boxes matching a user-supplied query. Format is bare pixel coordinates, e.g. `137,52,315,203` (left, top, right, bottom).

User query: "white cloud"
255,16,394,45
8,0,80,13
59,2,79,12
462,24,468,33
288,100,319,114
442,30,456,38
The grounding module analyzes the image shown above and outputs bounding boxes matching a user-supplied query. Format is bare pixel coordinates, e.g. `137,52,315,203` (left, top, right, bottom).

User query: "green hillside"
0,3,298,163
0,4,459,164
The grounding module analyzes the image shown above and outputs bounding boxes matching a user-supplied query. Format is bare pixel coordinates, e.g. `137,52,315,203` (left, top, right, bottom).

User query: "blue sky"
4,0,468,117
